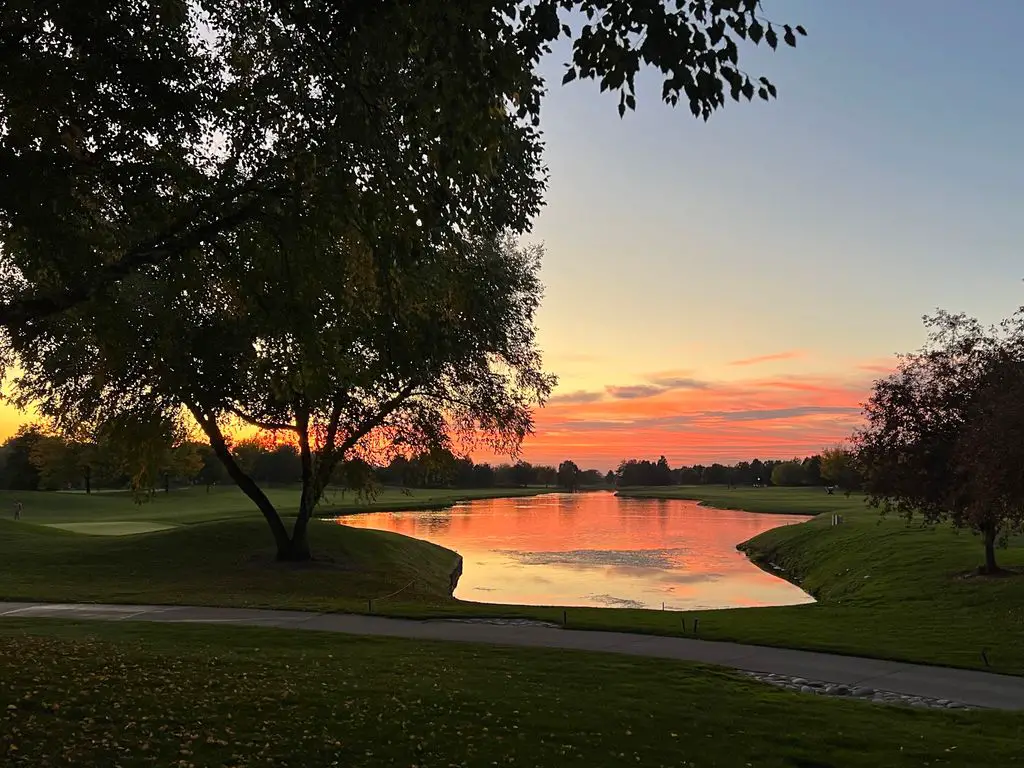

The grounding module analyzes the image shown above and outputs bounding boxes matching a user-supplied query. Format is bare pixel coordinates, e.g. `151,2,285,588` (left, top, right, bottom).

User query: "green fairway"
1,619,1020,768
0,485,559,526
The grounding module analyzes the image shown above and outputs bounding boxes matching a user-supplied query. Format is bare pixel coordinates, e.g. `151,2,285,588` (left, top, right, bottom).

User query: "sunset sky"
3,1,1024,470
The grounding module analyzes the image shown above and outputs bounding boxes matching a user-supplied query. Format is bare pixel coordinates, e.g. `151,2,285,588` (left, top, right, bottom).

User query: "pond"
336,491,814,611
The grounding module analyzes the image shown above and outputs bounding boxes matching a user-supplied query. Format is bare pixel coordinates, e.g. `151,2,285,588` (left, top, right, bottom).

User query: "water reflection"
336,491,814,611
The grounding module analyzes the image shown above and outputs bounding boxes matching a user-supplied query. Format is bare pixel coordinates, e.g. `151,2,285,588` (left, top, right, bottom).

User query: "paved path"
3,601,1023,710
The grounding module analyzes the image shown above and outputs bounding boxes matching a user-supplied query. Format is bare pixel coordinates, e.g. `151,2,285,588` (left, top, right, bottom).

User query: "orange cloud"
481,367,876,470
727,350,805,367
856,357,901,376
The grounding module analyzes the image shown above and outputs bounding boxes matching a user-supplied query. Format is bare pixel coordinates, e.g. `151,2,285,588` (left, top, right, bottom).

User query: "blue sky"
532,0,1024,379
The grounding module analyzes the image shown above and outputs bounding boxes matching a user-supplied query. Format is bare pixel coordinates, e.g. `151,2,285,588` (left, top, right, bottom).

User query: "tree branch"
336,381,420,456
186,403,292,549
0,181,277,330
225,405,299,434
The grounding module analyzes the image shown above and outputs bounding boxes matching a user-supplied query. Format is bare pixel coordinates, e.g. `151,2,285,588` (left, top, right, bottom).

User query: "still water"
336,491,814,611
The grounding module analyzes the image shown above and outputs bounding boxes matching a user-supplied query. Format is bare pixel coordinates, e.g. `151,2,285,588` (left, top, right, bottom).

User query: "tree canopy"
1,0,806,336
12,232,555,559
557,459,581,491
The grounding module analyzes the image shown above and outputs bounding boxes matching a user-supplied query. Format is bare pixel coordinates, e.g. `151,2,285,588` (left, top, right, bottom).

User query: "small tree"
534,465,557,487
1,426,43,490
557,460,580,492
801,455,822,486
29,432,81,490
820,445,861,494
511,460,535,488
770,460,804,487
856,310,1024,573
196,444,230,491
948,360,1024,573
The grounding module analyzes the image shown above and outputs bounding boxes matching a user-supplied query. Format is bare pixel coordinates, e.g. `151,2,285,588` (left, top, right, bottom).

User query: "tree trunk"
286,512,313,561
189,405,294,558
982,524,999,575
84,466,91,495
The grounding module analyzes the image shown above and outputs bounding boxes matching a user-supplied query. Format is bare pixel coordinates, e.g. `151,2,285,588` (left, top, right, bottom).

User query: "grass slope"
0,518,460,609
2,619,1022,768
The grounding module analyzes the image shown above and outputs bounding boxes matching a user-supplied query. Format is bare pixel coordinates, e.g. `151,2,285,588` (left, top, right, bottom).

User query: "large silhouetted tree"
2,1,807,558
14,235,554,560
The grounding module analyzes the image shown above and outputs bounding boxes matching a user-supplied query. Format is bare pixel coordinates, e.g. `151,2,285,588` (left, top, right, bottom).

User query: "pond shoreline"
336,491,812,613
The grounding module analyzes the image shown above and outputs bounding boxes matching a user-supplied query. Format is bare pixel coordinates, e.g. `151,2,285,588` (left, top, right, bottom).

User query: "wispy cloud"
727,350,805,367
648,375,710,390
704,405,861,422
547,389,604,405
605,384,666,400
856,357,900,376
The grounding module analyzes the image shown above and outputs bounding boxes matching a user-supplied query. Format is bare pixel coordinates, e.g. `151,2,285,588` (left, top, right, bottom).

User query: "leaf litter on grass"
1,622,1022,768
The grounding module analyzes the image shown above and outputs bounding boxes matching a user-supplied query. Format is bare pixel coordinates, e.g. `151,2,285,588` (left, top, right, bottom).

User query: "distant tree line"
613,450,863,491
0,426,611,494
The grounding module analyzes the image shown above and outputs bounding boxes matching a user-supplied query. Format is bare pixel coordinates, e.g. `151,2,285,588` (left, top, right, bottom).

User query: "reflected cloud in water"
336,491,814,611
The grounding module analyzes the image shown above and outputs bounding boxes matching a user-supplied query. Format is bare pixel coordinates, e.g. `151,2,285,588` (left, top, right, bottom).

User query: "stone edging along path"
740,672,977,711
2,601,1022,711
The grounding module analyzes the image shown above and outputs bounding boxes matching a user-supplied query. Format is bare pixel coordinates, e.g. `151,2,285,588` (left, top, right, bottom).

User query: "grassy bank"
617,486,1024,675
617,484,867,516
2,619,1021,768
0,517,460,609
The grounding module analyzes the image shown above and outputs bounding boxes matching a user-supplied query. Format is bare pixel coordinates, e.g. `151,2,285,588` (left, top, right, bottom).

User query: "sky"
3,1,1024,471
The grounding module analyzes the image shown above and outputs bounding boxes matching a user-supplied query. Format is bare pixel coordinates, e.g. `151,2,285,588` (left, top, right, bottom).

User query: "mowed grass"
0,485,559,526
0,517,460,609
4,483,1024,674
2,619,1022,768
45,521,177,536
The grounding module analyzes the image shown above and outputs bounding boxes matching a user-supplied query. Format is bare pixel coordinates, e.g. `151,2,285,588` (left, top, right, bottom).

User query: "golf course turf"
2,484,1023,675
2,618,1022,768
3,484,1024,766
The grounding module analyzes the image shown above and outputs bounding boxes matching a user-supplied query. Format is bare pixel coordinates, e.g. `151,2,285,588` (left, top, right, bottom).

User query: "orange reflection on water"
336,492,814,611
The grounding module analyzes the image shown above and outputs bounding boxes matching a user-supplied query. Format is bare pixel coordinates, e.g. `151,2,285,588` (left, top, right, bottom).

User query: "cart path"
2,601,1021,710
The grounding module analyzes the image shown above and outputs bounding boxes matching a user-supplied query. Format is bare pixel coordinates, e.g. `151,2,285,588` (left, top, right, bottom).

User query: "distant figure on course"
13,499,23,520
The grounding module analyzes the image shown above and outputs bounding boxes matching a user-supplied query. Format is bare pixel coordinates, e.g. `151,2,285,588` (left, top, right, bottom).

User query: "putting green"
44,521,177,536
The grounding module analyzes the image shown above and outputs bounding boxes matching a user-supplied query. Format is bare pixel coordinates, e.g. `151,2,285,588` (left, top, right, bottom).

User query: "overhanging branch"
0,181,278,330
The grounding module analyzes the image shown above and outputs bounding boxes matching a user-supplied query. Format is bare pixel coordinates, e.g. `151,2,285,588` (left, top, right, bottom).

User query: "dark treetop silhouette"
1,1,806,559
